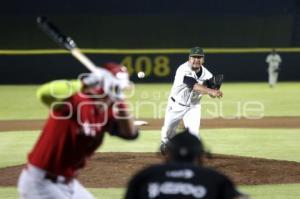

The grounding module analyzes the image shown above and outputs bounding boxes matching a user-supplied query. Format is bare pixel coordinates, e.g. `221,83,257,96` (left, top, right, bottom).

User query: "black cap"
189,47,204,57
167,129,204,162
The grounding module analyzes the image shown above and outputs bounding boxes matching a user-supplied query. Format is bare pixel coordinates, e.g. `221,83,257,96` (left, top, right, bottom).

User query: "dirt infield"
1,117,299,188
1,152,300,188
0,116,300,131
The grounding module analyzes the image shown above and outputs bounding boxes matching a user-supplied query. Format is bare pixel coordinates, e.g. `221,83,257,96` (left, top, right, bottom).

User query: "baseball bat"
36,16,100,74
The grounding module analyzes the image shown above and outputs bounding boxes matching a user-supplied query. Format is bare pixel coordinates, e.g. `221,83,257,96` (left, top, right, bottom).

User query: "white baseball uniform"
266,53,281,87
161,61,213,143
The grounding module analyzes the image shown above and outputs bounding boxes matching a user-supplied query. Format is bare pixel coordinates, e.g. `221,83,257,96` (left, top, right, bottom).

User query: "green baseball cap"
189,47,204,57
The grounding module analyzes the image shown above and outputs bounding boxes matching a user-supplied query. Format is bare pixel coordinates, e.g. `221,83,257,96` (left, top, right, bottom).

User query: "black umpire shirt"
124,163,240,199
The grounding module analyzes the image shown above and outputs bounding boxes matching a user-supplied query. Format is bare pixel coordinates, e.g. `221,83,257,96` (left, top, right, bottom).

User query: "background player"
125,129,248,199
266,48,282,88
18,63,139,199
160,47,223,153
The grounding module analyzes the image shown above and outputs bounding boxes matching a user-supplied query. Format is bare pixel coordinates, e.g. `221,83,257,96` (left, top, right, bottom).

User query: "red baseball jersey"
29,93,116,177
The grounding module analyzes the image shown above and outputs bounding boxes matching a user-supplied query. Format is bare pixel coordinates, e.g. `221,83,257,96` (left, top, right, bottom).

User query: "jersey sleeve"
180,64,197,86
184,70,194,77
37,80,83,107
175,65,194,82
183,76,198,88
105,106,119,136
75,98,98,137
219,176,241,199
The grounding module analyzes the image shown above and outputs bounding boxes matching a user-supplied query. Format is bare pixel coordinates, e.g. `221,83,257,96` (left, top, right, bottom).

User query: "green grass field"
0,82,300,119
0,82,300,199
1,129,300,168
1,185,300,199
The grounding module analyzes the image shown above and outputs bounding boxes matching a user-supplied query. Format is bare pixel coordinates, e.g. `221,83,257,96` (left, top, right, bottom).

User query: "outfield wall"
0,49,299,84
0,15,294,49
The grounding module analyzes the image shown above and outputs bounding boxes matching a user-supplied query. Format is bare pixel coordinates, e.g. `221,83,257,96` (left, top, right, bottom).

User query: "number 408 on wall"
120,56,171,77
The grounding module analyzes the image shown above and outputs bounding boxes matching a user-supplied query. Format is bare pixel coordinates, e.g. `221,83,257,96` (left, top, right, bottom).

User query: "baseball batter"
18,63,139,199
266,49,282,88
161,47,223,153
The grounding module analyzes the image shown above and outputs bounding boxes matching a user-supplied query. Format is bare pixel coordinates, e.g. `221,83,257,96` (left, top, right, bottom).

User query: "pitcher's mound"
1,152,300,187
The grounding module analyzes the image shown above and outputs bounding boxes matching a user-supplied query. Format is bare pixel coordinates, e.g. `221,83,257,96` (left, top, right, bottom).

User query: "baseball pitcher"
160,47,223,154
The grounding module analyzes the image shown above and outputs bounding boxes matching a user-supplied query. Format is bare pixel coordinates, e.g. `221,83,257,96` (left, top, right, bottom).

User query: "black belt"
45,172,72,184
171,97,189,107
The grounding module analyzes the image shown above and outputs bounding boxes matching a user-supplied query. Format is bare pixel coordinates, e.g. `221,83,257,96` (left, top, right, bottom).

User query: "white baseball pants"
268,67,278,86
18,164,94,199
268,69,279,86
161,98,201,143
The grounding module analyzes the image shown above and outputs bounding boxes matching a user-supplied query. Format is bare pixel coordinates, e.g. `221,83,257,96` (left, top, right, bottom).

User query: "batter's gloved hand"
81,73,101,87
204,74,224,90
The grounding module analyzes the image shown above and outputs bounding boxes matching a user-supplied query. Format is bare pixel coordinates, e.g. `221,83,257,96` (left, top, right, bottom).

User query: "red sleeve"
105,100,128,136
107,100,128,121
71,94,97,136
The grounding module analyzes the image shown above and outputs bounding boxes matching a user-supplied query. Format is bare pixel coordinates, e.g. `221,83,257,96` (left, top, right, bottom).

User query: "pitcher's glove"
204,74,224,89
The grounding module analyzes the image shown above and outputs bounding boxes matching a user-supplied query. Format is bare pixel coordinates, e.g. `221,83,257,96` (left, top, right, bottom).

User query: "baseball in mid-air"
137,71,145,79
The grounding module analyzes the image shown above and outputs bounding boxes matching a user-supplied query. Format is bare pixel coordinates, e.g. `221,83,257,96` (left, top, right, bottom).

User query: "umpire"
124,129,248,199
